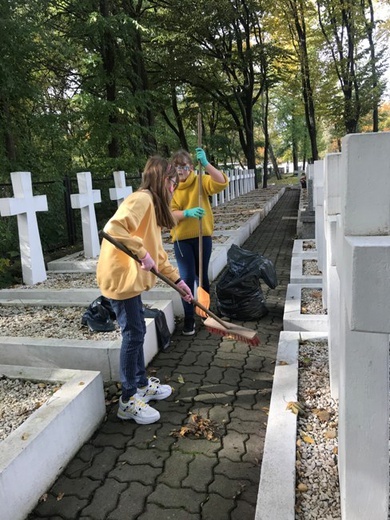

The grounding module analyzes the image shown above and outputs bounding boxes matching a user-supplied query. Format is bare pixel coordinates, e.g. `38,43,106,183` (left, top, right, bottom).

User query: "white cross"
70,172,101,258
0,171,48,285
109,170,133,206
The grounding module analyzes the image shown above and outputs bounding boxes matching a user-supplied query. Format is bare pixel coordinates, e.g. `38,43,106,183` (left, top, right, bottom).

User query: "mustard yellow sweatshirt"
97,190,180,300
170,171,229,241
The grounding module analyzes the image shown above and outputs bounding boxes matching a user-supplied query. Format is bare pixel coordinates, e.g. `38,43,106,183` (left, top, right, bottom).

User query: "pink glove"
176,280,193,303
140,252,157,272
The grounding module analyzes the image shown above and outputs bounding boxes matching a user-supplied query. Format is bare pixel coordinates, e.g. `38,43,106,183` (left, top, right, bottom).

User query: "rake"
99,230,260,346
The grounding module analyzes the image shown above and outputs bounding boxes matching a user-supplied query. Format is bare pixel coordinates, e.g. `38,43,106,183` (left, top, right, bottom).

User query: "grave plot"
0,364,105,520
290,256,322,284
256,332,338,519
283,284,328,332
292,238,317,257
0,298,173,381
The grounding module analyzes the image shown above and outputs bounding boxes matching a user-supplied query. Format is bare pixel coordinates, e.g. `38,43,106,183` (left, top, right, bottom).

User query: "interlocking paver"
182,454,217,491
27,187,300,520
80,478,128,519
102,481,151,520
148,483,204,512
157,451,193,486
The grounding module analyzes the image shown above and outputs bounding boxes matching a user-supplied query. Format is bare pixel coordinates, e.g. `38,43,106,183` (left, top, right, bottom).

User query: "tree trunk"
100,0,120,158
0,97,16,162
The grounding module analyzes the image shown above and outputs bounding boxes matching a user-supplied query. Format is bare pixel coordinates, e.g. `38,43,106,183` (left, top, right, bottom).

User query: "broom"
195,110,210,318
99,230,260,346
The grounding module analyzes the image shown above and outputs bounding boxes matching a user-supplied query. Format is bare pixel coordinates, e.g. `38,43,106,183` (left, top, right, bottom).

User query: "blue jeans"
109,296,148,401
174,236,212,317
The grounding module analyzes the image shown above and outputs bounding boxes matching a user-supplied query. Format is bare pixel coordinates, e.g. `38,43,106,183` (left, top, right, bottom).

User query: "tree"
316,0,386,134
149,0,281,183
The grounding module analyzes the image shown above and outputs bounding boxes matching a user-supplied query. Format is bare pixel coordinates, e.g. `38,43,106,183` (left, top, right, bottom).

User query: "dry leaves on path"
170,412,222,442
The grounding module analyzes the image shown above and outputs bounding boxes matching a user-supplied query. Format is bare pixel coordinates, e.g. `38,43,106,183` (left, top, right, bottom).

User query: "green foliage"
0,0,388,185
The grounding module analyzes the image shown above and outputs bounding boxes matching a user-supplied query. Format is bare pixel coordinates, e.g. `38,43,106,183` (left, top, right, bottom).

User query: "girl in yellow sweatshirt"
170,148,229,335
97,156,192,424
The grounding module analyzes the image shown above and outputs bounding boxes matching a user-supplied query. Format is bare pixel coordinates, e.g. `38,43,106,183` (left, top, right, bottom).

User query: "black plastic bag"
258,255,278,289
144,307,171,351
81,296,116,332
216,244,271,320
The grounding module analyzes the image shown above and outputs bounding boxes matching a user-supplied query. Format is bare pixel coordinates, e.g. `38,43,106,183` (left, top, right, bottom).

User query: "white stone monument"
313,159,325,277
323,153,341,398
335,133,390,519
109,170,132,207
0,171,47,285
70,172,101,259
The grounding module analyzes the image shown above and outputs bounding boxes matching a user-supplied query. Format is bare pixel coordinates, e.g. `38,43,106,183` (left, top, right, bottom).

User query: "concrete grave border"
283,284,328,332
290,255,322,285
0,364,105,520
255,331,328,520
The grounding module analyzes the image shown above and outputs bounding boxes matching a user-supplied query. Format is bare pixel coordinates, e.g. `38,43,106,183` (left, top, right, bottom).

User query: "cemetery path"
28,187,301,520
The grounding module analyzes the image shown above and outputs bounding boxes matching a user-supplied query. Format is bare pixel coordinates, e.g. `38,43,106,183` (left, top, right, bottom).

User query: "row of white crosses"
0,170,132,285
0,167,253,286
313,133,390,519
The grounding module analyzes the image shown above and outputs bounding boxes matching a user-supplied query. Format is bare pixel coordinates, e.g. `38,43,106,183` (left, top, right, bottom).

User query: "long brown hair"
170,149,193,167
139,155,178,229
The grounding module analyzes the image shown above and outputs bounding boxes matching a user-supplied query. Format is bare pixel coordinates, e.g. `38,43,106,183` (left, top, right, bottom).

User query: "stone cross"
323,153,341,398
70,172,101,258
109,170,133,207
0,171,48,285
313,160,325,277
335,132,390,518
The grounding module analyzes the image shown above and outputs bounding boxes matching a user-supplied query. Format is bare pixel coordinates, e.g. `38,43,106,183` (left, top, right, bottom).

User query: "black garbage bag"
258,254,278,289
81,296,116,332
216,244,274,320
144,306,171,351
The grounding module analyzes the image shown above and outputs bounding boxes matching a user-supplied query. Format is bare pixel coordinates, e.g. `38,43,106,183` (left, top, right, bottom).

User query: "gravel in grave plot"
303,240,316,251
301,288,327,315
303,259,322,276
295,339,340,519
0,377,62,442
0,305,120,340
10,272,98,290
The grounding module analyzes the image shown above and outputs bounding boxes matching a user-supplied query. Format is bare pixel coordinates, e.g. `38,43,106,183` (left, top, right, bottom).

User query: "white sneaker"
137,377,172,403
117,395,160,424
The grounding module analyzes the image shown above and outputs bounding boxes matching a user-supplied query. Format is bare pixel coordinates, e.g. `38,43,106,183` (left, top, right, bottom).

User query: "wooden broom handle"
197,111,204,288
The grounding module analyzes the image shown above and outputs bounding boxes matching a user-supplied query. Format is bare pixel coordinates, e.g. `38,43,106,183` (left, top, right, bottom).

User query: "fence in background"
0,168,257,259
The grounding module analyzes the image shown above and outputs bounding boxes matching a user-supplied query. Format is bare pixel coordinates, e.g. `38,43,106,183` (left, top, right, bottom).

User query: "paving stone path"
28,187,300,520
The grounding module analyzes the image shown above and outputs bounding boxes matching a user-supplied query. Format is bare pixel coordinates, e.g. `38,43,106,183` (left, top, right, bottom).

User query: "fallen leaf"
301,434,315,444
286,401,306,416
39,494,48,503
170,413,221,442
56,492,64,501
178,375,185,384
324,429,337,439
278,360,289,366
297,483,308,492
21,433,30,441
78,381,85,386
315,410,330,422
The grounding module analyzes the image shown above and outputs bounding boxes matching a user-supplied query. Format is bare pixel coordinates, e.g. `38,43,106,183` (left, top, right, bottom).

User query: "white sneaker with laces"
117,394,160,424
137,377,172,403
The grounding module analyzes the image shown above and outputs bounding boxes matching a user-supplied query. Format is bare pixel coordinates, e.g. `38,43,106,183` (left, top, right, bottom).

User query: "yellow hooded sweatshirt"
97,190,180,300
170,170,229,242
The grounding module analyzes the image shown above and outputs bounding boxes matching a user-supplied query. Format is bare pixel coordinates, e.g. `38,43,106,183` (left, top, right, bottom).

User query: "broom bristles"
203,317,260,346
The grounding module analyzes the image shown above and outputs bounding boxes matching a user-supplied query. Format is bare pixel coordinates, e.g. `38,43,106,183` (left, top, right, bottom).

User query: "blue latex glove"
195,147,209,167
183,207,206,219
